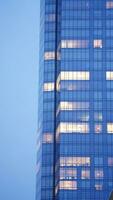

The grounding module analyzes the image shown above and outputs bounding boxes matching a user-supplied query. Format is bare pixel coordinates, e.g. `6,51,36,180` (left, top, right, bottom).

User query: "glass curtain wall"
37,1,113,200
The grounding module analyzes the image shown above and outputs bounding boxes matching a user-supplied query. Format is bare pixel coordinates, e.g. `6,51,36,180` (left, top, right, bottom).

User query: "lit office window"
106,1,113,9
59,180,77,190
108,157,113,166
95,124,102,133
60,168,77,180
57,71,90,90
44,52,55,60
95,169,104,179
61,40,89,48
43,133,53,143
95,183,103,190
60,157,90,167
57,123,89,134
43,83,54,91
94,40,102,48
60,71,90,80
59,101,89,111
81,170,90,179
106,71,113,80
107,123,113,133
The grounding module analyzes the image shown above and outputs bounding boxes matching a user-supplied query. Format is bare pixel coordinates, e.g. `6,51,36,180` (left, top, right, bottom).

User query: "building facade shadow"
109,191,113,200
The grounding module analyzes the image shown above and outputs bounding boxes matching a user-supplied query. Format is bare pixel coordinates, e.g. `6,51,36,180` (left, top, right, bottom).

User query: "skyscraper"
36,1,113,199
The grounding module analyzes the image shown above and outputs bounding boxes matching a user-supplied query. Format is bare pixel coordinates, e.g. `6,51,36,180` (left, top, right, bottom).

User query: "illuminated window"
108,157,113,166
107,123,113,133
44,52,55,60
95,169,104,179
81,169,90,179
60,168,77,180
57,71,90,90
43,83,54,91
106,1,113,9
94,40,102,48
60,157,90,167
95,183,103,190
57,123,89,134
95,124,102,133
106,71,113,80
59,101,89,111
59,180,77,190
43,133,53,143
60,71,90,80
61,40,89,48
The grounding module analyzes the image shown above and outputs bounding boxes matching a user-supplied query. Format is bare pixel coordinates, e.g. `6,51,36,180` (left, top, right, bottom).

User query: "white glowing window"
60,71,90,80
44,52,55,60
106,1,113,9
56,105,89,119
61,40,89,48
57,122,89,134
43,133,53,143
60,168,77,180
43,83,54,91
107,123,113,133
95,124,102,133
59,102,89,111
108,157,113,166
60,157,90,167
59,181,77,190
57,71,90,90
81,170,90,179
95,169,104,179
106,71,113,80
95,183,103,190
94,40,102,48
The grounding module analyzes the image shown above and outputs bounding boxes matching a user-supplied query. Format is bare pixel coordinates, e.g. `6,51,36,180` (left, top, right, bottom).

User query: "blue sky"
0,0,39,199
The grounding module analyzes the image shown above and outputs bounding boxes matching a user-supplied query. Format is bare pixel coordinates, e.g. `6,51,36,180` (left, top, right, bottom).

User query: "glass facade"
36,0,113,199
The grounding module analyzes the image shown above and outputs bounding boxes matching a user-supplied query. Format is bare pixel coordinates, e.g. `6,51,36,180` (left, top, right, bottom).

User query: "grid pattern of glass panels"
37,0,113,200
